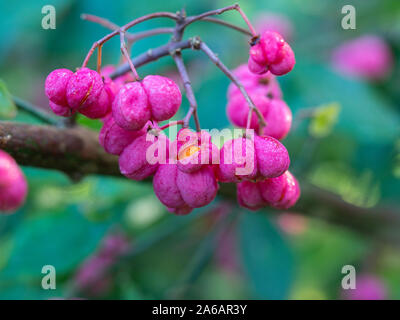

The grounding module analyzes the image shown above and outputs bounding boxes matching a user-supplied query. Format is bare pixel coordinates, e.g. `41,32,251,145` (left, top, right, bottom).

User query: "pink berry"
99,116,146,155
258,31,286,64
119,131,166,180
49,101,75,117
228,64,282,100
248,56,268,75
226,89,269,130
217,137,258,183
112,82,150,130
153,164,188,209
237,180,265,210
0,150,28,213
248,31,295,76
254,135,290,179
66,68,104,110
45,68,73,106
176,166,218,208
331,35,393,80
262,99,292,140
142,75,182,121
236,171,300,211
268,42,296,76
79,88,110,119
342,274,387,300
153,163,218,214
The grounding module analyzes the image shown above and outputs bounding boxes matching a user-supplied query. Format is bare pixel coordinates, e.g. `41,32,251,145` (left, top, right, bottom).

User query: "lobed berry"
0,150,28,213
217,135,290,183
153,163,218,215
99,116,146,155
142,75,182,121
45,68,73,106
119,129,168,181
112,75,181,130
112,81,150,130
45,67,111,119
237,170,300,210
248,31,295,76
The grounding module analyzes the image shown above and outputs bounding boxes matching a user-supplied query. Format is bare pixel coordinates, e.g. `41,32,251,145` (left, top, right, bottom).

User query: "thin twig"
119,31,140,80
81,14,174,43
198,41,266,132
200,17,252,36
82,12,177,68
172,51,201,131
12,96,61,126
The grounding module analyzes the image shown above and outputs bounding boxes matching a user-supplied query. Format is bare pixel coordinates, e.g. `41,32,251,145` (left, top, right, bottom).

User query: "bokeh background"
0,0,399,299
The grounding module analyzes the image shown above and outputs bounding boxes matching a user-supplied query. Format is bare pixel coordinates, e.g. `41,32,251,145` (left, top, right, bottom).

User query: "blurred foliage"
0,0,400,300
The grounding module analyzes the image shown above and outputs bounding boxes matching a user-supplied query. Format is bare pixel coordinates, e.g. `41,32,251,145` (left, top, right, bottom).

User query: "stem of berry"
198,17,252,36
182,4,256,37
119,31,140,80
198,41,266,133
172,51,201,132
234,5,258,37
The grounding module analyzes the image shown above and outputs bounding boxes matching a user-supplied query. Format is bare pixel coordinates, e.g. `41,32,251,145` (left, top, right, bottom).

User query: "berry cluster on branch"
42,5,298,216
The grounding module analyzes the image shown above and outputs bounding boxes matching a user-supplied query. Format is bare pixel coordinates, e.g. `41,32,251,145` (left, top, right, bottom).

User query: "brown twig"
81,14,174,43
198,41,266,132
1,121,400,246
82,12,177,68
172,51,201,131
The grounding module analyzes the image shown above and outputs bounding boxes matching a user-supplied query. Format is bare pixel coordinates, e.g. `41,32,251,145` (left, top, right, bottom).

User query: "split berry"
172,128,219,174
112,75,181,130
66,67,110,119
236,170,300,210
0,150,28,213
248,31,295,76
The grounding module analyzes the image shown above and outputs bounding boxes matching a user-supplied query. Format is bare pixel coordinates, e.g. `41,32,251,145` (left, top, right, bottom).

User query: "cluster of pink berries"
0,150,28,213
44,29,299,215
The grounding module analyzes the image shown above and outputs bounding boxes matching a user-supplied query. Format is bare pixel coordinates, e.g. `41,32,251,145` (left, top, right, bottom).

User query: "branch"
0,121,120,179
1,121,400,246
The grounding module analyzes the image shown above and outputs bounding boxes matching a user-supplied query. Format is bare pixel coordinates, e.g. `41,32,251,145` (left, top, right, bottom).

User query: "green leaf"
0,79,17,119
238,212,294,300
0,208,109,282
309,102,341,138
